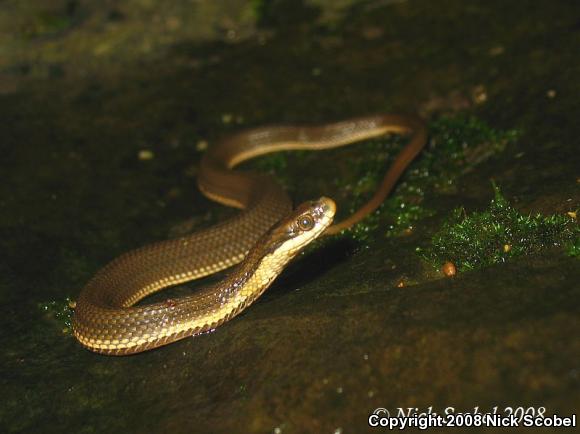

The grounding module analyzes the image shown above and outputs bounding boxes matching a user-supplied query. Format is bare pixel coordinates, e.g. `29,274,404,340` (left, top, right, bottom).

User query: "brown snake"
72,114,427,355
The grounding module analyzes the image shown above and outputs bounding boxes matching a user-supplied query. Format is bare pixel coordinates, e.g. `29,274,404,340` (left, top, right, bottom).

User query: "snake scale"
72,114,427,355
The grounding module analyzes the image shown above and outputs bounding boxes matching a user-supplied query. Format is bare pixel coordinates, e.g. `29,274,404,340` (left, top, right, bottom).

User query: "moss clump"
426,116,521,190
250,0,274,25
246,151,293,190
345,115,520,242
38,298,75,333
421,184,579,271
23,12,74,39
567,236,580,257
242,115,520,244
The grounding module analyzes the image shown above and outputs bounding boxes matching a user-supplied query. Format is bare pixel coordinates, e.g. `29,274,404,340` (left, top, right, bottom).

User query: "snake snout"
317,196,337,218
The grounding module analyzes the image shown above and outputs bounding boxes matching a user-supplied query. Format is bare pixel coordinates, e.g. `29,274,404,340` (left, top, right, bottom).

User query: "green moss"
250,0,274,25
426,116,521,190
38,298,74,333
343,115,520,242
24,12,73,39
567,235,580,257
247,151,291,189
242,115,520,245
420,184,580,271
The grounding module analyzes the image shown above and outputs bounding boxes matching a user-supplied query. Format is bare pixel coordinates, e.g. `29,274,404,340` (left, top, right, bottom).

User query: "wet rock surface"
1,1,578,433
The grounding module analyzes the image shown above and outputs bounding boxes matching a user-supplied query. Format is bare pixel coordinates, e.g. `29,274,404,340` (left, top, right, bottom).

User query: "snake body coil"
73,114,427,355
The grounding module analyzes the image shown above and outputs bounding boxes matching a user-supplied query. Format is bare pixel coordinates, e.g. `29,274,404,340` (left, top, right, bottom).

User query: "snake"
72,114,427,355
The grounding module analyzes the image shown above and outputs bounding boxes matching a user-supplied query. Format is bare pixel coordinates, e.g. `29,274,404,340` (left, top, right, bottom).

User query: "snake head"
264,196,336,256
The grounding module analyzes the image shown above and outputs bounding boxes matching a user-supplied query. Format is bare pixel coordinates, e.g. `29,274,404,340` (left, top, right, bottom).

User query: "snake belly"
72,114,427,355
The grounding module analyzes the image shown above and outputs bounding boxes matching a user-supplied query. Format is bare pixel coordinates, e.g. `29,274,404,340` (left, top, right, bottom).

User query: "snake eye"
297,214,315,231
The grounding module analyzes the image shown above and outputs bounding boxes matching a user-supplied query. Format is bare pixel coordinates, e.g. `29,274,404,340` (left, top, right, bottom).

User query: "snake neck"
215,228,300,307
72,223,301,355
